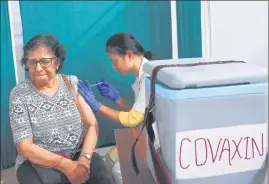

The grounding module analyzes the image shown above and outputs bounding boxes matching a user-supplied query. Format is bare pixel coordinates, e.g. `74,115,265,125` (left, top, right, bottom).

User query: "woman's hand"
96,79,120,102
77,156,91,172
59,159,89,184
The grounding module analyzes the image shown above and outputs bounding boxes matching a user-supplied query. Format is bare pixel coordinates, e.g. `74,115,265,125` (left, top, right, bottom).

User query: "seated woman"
9,34,113,184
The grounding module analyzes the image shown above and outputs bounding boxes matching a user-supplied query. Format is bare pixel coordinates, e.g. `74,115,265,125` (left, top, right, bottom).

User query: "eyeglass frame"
111,60,118,66
24,56,57,70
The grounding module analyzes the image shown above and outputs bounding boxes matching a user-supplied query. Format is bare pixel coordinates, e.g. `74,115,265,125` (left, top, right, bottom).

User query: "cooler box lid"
143,58,268,89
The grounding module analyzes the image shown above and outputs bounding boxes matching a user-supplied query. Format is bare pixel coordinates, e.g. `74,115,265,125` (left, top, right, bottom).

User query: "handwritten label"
176,123,267,179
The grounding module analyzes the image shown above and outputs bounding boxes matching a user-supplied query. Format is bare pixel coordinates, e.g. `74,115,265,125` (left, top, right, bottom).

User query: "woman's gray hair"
20,34,66,72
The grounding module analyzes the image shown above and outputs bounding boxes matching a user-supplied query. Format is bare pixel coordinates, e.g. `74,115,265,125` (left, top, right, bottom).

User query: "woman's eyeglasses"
111,60,117,66
26,57,55,69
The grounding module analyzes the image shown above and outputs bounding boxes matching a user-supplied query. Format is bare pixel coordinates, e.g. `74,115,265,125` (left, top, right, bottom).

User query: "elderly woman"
9,34,113,184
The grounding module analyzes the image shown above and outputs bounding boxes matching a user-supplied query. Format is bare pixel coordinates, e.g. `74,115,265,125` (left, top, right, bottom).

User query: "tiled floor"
0,146,113,184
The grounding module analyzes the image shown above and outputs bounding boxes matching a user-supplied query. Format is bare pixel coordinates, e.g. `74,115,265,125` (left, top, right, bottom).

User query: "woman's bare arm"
16,139,89,183
99,105,121,124
98,104,144,127
75,94,99,166
16,139,70,169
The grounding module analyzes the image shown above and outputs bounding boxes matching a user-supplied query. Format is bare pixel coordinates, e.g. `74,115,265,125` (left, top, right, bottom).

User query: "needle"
90,82,103,88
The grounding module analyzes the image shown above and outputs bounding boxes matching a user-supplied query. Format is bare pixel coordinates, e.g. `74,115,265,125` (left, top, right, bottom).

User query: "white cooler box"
143,58,268,184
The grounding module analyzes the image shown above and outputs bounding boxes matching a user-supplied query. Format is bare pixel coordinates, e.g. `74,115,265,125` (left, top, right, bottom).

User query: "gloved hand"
78,80,102,113
96,79,120,102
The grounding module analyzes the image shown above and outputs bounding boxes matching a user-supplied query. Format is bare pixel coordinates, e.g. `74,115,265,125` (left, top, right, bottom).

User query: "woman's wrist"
78,156,91,168
56,157,71,172
115,97,123,105
54,156,64,168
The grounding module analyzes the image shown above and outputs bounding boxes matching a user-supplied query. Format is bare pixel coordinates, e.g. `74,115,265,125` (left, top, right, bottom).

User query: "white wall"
208,1,268,68
8,1,25,83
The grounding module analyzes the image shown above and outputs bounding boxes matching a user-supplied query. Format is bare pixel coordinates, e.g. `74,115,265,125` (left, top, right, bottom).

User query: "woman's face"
27,47,59,84
108,52,134,75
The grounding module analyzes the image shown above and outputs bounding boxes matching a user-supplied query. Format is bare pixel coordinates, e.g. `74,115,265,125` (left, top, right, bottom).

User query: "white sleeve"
132,77,147,113
67,75,79,93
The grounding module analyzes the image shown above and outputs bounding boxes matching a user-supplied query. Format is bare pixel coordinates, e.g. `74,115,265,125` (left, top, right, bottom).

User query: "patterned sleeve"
9,89,33,144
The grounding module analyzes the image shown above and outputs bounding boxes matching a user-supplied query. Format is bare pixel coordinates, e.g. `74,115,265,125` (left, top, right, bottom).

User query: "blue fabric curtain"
19,1,172,148
1,1,18,170
177,0,202,58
